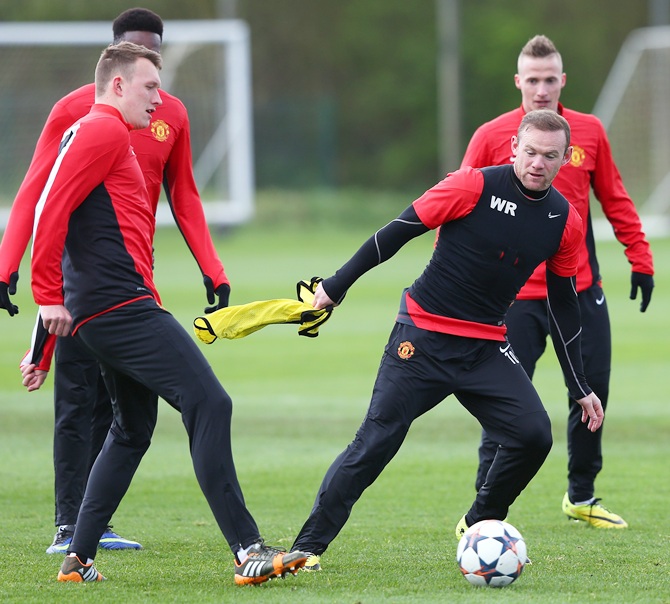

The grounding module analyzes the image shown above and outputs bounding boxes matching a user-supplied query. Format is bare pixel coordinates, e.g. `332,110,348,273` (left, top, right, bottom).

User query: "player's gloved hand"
203,276,231,314
630,271,654,312
0,272,19,316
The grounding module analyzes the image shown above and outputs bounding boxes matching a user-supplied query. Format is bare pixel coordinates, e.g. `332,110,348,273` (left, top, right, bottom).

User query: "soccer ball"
456,519,527,587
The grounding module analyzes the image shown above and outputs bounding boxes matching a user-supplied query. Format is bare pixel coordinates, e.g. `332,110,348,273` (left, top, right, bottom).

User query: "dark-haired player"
0,8,230,553
461,35,654,528
291,110,603,570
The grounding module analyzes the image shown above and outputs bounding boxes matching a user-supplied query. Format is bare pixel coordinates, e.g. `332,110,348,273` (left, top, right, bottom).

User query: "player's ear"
112,75,124,96
510,135,519,156
562,145,573,166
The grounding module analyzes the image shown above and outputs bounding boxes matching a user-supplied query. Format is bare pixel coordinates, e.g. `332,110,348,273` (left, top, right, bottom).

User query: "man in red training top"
461,35,654,528
0,9,230,554
26,41,306,585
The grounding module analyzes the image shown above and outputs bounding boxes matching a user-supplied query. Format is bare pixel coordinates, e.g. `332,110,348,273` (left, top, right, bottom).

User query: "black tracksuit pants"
69,299,260,560
475,284,611,502
53,335,112,526
293,322,552,555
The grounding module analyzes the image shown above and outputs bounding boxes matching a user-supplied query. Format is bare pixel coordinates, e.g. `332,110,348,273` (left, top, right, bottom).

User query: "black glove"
203,276,231,314
630,271,654,313
0,272,19,316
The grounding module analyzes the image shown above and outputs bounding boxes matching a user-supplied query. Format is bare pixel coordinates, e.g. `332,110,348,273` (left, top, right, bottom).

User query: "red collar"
518,102,565,116
90,104,133,131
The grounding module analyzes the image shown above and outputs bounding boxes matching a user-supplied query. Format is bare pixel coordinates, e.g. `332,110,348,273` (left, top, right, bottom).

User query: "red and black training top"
0,83,227,290
31,104,158,332
7,83,229,370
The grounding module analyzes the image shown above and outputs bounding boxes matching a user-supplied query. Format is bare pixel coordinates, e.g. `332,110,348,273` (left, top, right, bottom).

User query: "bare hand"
20,363,48,392
41,304,72,336
575,391,604,432
311,282,336,310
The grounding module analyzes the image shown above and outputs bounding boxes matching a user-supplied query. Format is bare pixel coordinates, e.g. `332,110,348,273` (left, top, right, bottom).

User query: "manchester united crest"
570,144,585,168
151,119,170,142
397,341,415,360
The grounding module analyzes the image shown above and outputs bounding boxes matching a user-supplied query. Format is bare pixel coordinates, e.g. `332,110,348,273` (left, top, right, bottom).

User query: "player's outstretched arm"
320,205,429,305
574,391,604,432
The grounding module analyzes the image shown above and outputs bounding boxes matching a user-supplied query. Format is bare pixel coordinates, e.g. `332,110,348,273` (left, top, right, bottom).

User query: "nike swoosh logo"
499,343,511,354
548,212,561,219
595,295,605,305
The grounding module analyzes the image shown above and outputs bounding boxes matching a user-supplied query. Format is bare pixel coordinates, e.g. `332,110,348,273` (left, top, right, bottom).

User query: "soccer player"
25,41,307,585
461,35,654,528
0,9,231,553
290,109,603,570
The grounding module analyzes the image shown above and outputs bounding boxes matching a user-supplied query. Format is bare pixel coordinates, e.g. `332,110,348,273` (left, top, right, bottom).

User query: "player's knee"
520,412,552,456
194,387,232,419
363,415,409,449
536,428,553,458
217,389,233,416
109,424,153,452
203,366,232,412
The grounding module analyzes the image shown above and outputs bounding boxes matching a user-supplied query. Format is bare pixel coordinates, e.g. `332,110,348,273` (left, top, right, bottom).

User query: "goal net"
0,19,254,228
593,25,670,237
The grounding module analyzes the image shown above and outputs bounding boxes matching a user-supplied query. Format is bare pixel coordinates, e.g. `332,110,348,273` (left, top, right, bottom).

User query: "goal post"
592,25,670,238
0,19,254,227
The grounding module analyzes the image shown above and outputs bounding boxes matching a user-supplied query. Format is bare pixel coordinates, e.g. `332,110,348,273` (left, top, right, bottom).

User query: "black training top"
322,164,590,399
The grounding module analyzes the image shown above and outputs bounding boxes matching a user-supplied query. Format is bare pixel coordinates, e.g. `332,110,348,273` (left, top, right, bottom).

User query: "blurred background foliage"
0,0,653,192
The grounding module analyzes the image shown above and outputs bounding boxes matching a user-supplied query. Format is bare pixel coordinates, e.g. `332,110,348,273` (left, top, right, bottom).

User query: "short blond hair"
95,41,162,96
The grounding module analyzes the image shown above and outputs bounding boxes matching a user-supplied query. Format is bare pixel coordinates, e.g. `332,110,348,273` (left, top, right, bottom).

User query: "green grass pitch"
0,214,668,603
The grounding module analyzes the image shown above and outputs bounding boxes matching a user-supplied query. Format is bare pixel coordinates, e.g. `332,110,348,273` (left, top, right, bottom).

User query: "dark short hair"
112,8,163,42
518,109,571,150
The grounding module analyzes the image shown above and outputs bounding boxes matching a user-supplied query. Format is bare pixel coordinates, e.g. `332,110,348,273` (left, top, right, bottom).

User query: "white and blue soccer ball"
456,519,527,587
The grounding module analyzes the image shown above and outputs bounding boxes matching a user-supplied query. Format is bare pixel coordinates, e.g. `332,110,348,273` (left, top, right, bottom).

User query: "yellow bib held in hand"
193,277,333,344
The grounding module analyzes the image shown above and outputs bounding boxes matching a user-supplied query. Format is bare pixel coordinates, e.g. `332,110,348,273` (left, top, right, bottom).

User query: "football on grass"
456,519,527,587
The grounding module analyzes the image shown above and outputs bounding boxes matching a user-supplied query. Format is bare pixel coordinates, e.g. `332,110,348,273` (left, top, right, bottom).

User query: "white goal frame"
0,20,254,227
592,26,670,238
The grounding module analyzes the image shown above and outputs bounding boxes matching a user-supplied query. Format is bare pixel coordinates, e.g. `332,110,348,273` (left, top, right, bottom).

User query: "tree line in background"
1,0,649,191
